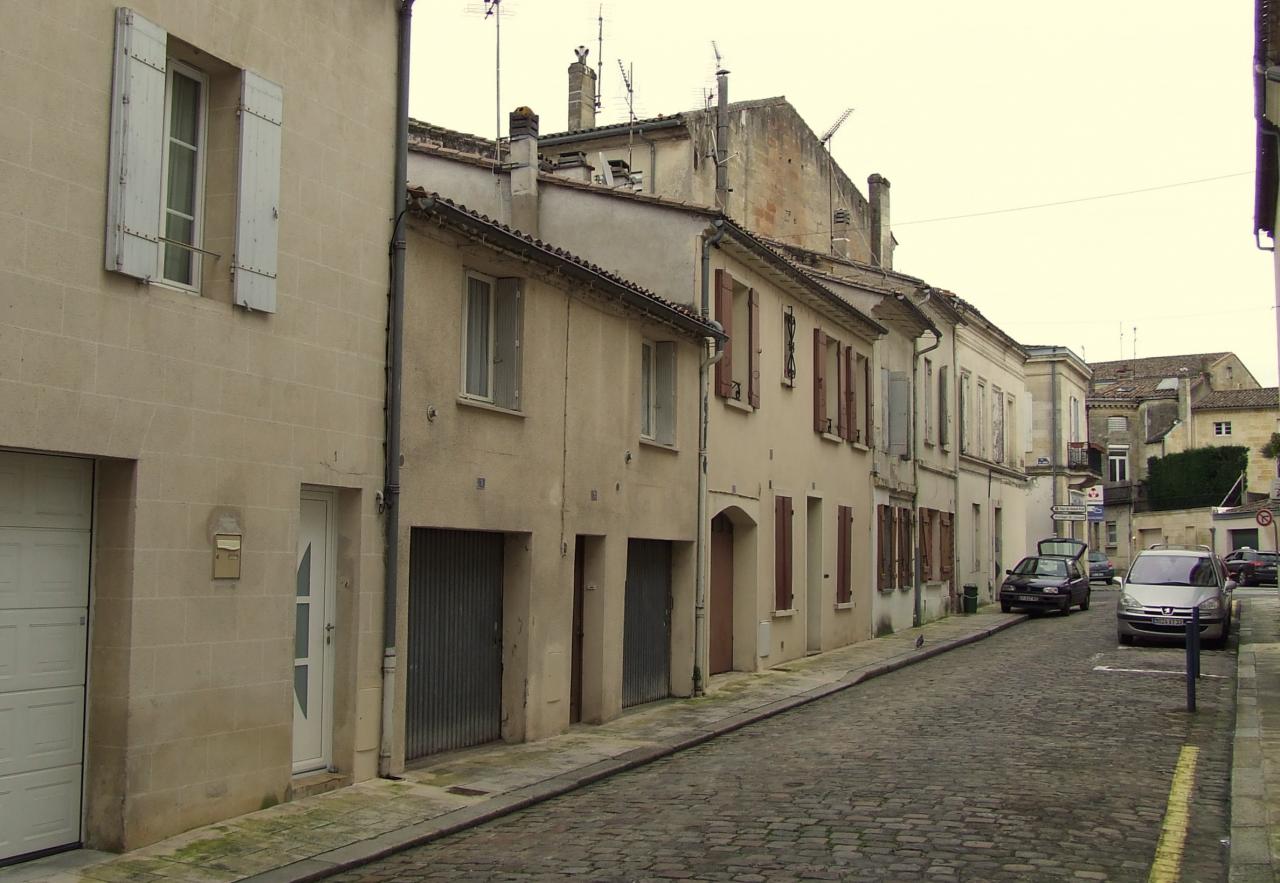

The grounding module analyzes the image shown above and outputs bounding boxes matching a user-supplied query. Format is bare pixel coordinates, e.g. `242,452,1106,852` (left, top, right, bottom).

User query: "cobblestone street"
332,591,1234,882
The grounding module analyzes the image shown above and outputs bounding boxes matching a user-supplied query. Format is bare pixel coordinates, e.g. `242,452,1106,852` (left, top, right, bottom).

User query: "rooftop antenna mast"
617,58,635,170
819,108,854,253
595,5,604,112
481,0,508,166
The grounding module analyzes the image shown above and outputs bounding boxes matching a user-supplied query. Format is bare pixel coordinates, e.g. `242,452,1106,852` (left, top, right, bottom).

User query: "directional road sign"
1052,512,1087,522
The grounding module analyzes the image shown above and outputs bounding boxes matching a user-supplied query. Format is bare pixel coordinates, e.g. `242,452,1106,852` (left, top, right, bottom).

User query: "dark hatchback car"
1088,550,1116,584
999,538,1091,614
1222,549,1278,586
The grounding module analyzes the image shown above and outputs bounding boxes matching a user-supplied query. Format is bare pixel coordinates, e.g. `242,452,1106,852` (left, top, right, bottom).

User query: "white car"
1116,545,1234,649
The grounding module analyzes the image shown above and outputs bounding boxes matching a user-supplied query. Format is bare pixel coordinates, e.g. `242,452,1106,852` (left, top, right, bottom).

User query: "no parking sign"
1258,509,1273,528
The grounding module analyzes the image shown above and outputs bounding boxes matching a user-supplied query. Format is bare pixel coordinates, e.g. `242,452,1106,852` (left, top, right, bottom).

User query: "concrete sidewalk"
1232,593,1280,882
12,609,1026,883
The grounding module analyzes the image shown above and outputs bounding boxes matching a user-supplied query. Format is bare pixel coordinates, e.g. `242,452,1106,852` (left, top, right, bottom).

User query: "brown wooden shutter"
863,356,873,446
898,507,912,588
748,287,760,408
813,328,827,433
876,504,887,591
837,505,852,603
775,495,793,611
939,511,954,582
714,269,733,398
835,341,849,440
846,347,857,442
921,509,933,581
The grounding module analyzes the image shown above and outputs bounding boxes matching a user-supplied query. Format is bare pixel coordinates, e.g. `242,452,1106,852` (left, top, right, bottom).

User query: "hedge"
1145,446,1248,510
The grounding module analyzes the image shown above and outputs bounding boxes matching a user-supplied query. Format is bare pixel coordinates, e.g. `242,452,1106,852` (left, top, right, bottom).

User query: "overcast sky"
408,1,1278,386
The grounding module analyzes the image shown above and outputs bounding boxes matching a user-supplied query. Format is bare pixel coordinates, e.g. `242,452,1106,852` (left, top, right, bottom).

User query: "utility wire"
895,172,1251,226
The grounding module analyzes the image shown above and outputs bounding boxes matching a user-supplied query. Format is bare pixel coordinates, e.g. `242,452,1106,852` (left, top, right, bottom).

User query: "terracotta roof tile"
1089,352,1230,381
1193,387,1280,410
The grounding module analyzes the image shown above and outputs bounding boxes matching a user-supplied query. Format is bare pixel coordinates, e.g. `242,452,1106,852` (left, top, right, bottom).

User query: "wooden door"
710,514,734,675
570,536,585,723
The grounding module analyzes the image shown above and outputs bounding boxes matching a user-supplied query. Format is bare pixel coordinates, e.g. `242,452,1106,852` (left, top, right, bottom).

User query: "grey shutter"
889,371,909,458
105,8,167,281
234,71,283,312
655,341,676,445
493,278,523,409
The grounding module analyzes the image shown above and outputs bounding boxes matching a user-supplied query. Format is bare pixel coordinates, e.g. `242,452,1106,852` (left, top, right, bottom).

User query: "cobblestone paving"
335,593,1234,882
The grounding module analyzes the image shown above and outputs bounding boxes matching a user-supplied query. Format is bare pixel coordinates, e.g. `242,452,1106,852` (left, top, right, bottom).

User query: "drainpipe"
694,220,727,695
910,290,942,628
1050,359,1060,538
379,0,414,779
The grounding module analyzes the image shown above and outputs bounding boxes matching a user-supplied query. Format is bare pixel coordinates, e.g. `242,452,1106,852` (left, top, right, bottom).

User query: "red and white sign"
1258,509,1274,528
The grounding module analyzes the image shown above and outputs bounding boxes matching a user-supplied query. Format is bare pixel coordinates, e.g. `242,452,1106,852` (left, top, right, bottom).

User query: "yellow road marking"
1148,745,1200,882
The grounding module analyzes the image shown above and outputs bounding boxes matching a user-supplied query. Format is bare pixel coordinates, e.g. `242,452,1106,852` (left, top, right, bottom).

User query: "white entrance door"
0,452,92,863
293,490,336,774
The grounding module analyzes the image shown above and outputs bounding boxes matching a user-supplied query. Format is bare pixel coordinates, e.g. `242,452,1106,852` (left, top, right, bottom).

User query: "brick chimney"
567,47,596,131
868,174,893,269
509,107,539,236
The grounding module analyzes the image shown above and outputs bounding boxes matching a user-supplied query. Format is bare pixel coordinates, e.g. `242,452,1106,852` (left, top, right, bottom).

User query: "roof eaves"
407,188,723,342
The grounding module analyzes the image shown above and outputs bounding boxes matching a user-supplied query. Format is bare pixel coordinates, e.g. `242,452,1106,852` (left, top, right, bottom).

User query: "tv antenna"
820,107,854,147
465,1,516,165
712,40,722,68
819,108,853,254
595,5,604,112
618,58,635,169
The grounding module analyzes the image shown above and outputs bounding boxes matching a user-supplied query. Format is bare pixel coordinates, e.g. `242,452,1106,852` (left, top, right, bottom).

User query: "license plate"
1152,617,1182,626
1017,595,1037,602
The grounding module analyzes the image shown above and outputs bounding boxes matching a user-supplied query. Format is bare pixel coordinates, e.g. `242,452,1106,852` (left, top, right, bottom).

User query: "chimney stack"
715,68,730,211
831,208,851,259
509,107,539,235
1178,367,1193,449
567,47,597,131
868,174,893,269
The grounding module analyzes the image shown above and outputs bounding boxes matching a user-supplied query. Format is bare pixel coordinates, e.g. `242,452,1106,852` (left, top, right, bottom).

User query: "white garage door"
0,452,91,863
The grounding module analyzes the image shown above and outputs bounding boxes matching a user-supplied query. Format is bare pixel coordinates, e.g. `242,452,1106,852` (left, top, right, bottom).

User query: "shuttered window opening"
922,359,933,444
714,270,759,407
920,509,934,581
836,505,853,604
938,366,950,448
622,539,672,708
774,495,794,611
405,528,505,761
897,506,913,589
876,504,895,592
641,340,678,445
939,512,955,584
858,353,872,445
461,272,523,410
888,372,910,458
106,8,281,311
1107,415,1129,434
812,329,827,433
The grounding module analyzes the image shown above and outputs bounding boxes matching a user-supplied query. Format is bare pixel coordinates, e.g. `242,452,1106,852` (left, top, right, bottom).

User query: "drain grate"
445,785,490,797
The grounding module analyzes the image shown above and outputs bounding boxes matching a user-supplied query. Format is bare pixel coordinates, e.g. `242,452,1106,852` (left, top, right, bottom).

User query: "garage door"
0,452,92,863
622,539,671,708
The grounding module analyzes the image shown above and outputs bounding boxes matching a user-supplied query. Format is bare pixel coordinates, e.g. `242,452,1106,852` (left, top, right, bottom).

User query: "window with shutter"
920,509,934,581
939,512,954,583
876,504,891,591
897,506,913,588
845,347,857,443
640,341,655,439
923,359,933,445
774,495,793,611
834,339,848,440
782,306,797,385
938,366,950,448
813,328,827,433
1107,415,1129,434
862,355,873,446
992,386,1004,464
654,341,676,445
461,272,523,410
747,288,760,408
888,372,910,458
836,505,852,604
234,70,283,312
714,269,734,398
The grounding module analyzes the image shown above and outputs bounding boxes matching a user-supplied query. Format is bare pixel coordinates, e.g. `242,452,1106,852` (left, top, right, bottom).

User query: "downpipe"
694,221,726,695
379,0,414,779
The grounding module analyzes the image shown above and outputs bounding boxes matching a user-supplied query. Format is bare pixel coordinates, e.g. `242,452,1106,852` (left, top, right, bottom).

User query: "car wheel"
1060,600,1072,616
1119,633,1133,645
1080,590,1090,612
1000,601,1011,613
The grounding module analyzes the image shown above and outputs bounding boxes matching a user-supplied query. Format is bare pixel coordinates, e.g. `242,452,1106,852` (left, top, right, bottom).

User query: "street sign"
1052,512,1087,522
1050,505,1087,515
1085,485,1104,504
1258,509,1274,528
1086,503,1104,522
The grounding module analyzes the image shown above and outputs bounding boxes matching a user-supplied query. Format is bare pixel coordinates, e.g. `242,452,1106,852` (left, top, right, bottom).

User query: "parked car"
1088,550,1116,584
1116,545,1234,648
1222,548,1278,586
999,538,1091,614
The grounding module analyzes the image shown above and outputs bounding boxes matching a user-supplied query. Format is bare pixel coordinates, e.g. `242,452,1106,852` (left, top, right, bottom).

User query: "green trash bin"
962,584,979,614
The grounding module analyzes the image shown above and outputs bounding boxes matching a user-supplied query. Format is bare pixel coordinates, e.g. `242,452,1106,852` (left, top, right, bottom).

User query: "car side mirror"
1005,569,1014,575
1225,579,1237,592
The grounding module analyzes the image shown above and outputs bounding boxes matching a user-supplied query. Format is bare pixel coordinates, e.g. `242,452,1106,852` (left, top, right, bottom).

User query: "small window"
1107,415,1129,434
159,61,208,289
1214,421,1232,436
923,358,933,445
641,340,677,445
938,366,950,448
774,495,794,611
976,382,988,458
1105,521,1118,547
462,271,522,410
782,306,797,385
991,385,1004,463
714,270,759,407
1108,447,1128,483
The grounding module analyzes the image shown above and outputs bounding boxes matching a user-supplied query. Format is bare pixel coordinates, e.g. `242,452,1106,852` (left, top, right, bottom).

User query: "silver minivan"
1116,545,1234,648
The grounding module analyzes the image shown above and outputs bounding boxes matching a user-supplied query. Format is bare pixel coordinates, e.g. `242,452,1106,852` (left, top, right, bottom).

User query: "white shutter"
105,8,167,281
493,278,523,409
889,371,909,458
655,341,676,445
234,71,283,312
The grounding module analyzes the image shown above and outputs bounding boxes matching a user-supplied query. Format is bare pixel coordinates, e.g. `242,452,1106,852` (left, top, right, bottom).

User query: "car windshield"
1128,554,1218,587
1012,557,1067,578
1088,551,1107,563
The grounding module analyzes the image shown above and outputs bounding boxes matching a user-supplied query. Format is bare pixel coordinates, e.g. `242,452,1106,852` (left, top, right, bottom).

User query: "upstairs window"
462,272,523,410
992,386,1004,464
774,495,794,612
105,8,282,311
923,359,933,445
1107,415,1129,434
938,366,950,448
1214,421,1232,436
1108,446,1129,483
714,269,759,407
640,339,677,445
